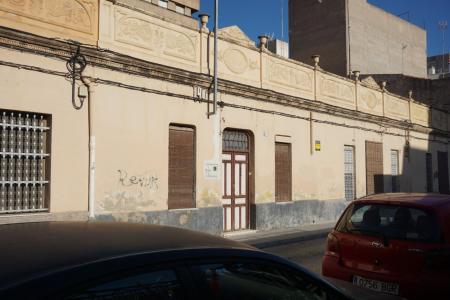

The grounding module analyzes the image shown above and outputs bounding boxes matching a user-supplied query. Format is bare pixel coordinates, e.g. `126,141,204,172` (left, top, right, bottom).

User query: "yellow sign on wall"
315,140,321,151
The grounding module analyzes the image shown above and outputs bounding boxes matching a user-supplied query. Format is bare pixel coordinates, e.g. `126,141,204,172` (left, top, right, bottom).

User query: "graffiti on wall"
100,170,160,212
117,169,159,191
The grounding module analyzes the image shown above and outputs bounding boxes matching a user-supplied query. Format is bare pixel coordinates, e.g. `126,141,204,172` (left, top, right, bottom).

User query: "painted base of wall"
96,199,348,235
254,199,348,231
96,207,224,235
0,211,89,225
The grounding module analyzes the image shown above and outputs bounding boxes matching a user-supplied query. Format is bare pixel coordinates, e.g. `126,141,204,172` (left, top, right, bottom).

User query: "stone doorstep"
225,221,336,249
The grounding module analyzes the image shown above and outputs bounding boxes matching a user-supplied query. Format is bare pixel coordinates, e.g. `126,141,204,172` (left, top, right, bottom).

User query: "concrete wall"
0,47,89,224
0,0,449,233
365,74,450,110
348,0,427,78
289,0,427,78
0,0,98,45
112,0,199,29
428,54,450,75
289,0,348,75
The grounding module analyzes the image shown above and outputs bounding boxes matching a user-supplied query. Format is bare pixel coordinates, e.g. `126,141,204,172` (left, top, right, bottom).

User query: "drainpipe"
208,0,221,180
81,76,96,220
208,0,219,117
311,55,320,155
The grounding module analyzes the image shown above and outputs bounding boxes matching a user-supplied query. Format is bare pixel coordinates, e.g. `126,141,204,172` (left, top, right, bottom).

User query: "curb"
242,228,332,249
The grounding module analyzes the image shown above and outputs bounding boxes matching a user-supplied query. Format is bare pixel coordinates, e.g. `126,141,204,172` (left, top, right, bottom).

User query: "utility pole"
438,20,448,77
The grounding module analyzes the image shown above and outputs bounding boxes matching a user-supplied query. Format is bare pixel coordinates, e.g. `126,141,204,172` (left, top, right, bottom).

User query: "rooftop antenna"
438,20,448,77
281,0,284,40
397,11,410,22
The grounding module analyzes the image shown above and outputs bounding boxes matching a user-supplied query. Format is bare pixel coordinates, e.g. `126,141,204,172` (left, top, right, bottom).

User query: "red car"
322,193,450,300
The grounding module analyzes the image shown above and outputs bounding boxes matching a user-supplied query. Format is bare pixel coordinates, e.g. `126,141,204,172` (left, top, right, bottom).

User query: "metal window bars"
344,146,355,201
0,111,50,214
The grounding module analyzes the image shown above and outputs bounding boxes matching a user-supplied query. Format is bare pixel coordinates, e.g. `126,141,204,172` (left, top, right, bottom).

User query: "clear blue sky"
196,0,450,57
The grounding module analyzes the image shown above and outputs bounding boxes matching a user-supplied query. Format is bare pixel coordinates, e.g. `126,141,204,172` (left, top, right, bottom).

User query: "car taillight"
326,233,340,258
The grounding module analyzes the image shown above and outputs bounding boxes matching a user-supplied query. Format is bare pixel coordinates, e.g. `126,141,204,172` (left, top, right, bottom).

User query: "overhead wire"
0,55,446,145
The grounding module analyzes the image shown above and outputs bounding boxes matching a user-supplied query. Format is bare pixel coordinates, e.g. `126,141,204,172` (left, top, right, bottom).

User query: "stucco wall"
348,0,427,78
0,0,98,45
289,0,427,78
0,0,448,233
0,47,89,219
289,0,348,75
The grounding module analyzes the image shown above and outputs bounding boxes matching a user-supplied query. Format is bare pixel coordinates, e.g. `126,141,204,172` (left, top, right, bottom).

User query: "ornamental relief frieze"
385,95,409,119
411,105,429,124
320,76,355,104
268,60,313,91
359,88,381,111
217,48,258,75
0,0,95,34
115,10,197,63
432,110,447,130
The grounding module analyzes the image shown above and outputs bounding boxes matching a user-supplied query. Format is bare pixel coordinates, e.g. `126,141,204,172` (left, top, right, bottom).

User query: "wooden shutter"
275,142,292,202
426,153,433,192
366,141,384,195
168,126,195,209
438,151,449,194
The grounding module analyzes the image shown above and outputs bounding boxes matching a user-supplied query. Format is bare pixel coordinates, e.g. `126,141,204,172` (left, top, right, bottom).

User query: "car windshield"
338,203,441,243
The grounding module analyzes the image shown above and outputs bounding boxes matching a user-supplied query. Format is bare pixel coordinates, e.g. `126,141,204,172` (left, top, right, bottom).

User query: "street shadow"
370,130,449,195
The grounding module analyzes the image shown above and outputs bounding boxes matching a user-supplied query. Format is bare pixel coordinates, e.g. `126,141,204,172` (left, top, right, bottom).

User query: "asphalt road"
263,237,327,275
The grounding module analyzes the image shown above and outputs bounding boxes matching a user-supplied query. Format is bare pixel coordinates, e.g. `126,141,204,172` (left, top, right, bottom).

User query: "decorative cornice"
0,26,447,138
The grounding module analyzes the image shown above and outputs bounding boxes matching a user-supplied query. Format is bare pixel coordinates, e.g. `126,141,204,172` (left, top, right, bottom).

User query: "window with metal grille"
391,150,399,192
223,131,249,151
0,110,50,214
168,125,195,210
275,142,292,202
158,0,168,8
344,145,355,201
426,153,433,192
175,4,185,14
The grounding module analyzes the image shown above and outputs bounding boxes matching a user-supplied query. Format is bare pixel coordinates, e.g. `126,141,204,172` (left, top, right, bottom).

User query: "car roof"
0,221,254,288
356,193,450,208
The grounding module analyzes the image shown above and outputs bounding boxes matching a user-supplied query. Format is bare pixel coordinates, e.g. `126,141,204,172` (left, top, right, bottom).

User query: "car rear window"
336,203,441,243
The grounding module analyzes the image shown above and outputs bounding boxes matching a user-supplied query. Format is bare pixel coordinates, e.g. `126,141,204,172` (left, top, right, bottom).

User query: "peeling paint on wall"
99,169,160,213
255,199,348,231
179,214,189,225
256,191,274,203
200,188,220,206
101,190,157,212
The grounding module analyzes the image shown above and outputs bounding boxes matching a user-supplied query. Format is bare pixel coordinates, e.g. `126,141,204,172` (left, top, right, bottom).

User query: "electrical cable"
0,59,446,145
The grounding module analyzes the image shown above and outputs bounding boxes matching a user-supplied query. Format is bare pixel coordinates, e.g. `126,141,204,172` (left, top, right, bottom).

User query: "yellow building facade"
0,0,448,234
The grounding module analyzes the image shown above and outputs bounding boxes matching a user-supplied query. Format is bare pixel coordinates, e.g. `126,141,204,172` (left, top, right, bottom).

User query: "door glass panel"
226,163,232,196
241,206,247,228
193,262,328,300
225,207,232,231
241,164,247,194
64,269,183,300
234,163,240,195
234,206,240,229
223,131,249,151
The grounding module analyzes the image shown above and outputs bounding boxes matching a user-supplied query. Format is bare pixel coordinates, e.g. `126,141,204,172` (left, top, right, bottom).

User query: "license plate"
352,275,399,295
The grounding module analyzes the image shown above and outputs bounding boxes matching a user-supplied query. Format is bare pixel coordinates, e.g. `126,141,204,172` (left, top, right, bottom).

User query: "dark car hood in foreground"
0,221,254,288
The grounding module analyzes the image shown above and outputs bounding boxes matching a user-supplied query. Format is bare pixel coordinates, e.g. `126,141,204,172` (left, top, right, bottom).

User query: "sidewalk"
225,221,335,249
